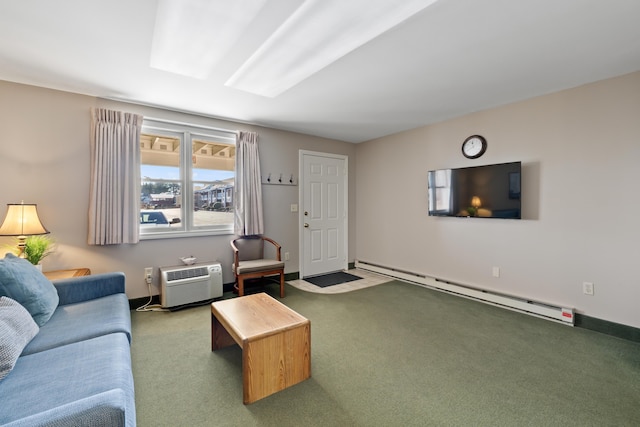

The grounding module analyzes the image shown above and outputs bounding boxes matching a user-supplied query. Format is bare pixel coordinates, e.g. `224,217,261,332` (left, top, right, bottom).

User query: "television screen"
428,161,521,219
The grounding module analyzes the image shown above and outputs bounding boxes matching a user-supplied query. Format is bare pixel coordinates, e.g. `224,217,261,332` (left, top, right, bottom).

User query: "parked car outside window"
139,211,181,228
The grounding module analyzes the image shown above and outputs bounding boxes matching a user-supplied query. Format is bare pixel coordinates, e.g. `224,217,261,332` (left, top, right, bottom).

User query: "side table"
43,268,91,280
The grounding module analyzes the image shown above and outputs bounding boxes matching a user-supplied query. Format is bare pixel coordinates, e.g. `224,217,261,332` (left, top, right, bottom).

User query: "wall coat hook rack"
262,173,297,186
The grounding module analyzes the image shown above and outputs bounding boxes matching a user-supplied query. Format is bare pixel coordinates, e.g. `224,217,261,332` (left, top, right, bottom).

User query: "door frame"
298,150,348,278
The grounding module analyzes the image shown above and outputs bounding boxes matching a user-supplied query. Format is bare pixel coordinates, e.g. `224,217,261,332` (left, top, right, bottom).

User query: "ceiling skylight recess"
150,0,267,79
225,0,440,97
151,0,438,96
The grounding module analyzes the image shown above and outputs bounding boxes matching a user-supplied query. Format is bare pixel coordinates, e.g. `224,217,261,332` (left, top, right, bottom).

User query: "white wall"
0,81,356,299
3,73,638,329
355,71,640,329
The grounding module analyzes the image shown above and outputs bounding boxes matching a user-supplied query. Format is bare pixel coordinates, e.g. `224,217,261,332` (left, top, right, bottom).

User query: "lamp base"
16,235,26,258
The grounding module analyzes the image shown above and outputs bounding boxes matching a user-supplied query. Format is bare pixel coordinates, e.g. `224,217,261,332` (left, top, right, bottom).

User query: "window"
140,119,236,239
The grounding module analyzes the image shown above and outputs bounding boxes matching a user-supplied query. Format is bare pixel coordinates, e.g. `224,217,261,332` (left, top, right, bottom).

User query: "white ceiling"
1,0,640,143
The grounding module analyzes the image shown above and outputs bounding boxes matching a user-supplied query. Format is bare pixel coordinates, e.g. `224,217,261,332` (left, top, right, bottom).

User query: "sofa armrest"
2,390,127,427
53,272,126,305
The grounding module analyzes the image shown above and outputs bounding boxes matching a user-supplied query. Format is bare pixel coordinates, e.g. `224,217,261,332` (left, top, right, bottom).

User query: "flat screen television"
427,161,521,219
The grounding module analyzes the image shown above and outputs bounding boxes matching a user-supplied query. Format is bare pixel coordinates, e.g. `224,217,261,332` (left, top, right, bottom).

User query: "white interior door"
299,151,348,278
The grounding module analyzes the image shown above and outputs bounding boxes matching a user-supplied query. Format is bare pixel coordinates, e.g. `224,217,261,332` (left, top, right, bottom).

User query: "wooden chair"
231,235,285,297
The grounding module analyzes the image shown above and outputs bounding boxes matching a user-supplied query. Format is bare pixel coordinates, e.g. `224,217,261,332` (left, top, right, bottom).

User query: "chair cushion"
0,297,39,381
235,259,285,275
0,254,59,326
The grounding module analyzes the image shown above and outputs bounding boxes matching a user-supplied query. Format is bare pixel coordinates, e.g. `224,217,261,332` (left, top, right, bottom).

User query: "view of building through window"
140,126,235,236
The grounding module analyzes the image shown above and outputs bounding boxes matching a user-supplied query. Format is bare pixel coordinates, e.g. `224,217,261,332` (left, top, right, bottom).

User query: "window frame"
139,118,236,240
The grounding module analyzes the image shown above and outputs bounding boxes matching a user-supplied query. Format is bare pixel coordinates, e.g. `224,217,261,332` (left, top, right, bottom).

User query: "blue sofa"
0,272,135,426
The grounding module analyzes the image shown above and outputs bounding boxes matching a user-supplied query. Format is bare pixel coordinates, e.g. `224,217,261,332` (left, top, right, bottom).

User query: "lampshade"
0,203,49,237
471,197,482,208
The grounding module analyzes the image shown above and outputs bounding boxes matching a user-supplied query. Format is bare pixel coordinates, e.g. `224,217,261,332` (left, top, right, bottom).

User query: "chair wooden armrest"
262,236,282,261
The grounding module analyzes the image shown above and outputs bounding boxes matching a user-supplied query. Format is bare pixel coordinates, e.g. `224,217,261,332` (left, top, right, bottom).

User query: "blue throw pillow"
0,253,59,326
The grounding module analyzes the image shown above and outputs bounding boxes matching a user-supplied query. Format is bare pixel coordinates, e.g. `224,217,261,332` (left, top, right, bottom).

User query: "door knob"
304,223,309,228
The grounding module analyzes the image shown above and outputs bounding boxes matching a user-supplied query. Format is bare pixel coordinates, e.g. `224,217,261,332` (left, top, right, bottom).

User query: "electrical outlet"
284,252,290,261
583,282,594,296
144,267,153,280
492,267,500,278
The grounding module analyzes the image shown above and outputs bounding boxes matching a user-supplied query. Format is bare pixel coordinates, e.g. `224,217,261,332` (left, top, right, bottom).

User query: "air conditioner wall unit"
160,262,223,308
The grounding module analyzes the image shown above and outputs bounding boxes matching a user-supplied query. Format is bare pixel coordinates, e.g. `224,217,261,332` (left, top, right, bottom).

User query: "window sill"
140,227,233,240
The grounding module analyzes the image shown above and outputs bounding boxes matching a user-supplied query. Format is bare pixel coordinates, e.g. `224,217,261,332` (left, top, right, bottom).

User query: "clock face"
462,135,487,159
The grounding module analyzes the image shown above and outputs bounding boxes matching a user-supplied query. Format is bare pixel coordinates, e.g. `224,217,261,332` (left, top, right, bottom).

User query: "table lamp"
0,202,50,258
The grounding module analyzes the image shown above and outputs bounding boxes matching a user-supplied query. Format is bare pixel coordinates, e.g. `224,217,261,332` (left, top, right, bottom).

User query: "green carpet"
131,281,640,426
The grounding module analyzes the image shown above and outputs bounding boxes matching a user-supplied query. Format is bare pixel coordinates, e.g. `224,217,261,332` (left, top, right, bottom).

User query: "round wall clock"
461,135,487,159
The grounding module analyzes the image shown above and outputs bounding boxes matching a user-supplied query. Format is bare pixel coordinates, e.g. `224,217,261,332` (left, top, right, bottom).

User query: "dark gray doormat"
305,271,361,288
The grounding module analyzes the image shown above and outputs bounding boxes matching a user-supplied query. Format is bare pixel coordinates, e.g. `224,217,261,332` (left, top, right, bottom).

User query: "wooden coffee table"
211,293,311,404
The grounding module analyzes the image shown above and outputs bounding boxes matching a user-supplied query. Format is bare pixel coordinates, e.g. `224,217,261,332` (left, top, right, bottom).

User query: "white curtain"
234,131,264,236
88,108,143,245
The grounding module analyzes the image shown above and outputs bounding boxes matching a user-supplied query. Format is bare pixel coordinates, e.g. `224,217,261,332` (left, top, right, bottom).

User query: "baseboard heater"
355,260,574,325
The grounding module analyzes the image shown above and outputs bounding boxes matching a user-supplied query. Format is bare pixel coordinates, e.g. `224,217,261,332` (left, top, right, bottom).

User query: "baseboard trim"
575,314,640,343
285,272,299,281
